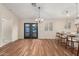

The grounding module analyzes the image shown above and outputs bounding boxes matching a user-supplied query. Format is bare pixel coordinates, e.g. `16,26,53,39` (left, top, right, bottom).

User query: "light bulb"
35,18,38,21
41,19,44,21
67,14,70,17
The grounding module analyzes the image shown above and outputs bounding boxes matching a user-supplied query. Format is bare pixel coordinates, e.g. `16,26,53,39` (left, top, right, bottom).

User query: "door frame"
24,23,38,39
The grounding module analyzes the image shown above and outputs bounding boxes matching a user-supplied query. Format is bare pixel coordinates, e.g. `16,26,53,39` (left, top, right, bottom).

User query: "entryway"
24,23,38,39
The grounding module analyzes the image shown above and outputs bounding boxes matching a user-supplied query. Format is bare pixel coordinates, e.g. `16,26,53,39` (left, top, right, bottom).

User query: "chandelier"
31,3,44,23
35,6,44,23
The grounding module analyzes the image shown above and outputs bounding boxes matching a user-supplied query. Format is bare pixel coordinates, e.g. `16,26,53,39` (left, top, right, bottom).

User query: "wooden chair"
56,32,61,44
60,34,68,46
67,35,79,55
72,39,79,56
66,34,76,53
77,42,79,56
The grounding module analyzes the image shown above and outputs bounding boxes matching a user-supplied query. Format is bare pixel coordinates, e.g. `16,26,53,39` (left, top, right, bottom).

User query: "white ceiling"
2,3,79,20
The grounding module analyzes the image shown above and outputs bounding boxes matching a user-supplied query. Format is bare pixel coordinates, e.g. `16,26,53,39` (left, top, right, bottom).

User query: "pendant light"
65,10,70,17
35,5,44,23
75,3,79,24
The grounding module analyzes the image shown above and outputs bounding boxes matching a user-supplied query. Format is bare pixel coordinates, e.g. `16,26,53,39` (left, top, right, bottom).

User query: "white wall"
0,4,77,47
18,17,76,39
0,4,18,47
18,19,35,39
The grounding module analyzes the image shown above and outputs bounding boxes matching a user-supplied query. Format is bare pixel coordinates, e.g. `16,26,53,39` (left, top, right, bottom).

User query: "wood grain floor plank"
0,39,73,56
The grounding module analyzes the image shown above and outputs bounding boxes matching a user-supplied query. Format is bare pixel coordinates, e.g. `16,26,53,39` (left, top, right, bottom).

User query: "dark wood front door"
24,23,38,39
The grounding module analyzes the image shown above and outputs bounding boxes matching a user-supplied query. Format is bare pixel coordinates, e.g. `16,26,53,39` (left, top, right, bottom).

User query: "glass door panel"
31,24,38,38
24,24,30,38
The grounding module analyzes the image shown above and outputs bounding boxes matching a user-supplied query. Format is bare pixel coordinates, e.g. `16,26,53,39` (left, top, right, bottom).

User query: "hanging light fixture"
64,10,71,32
35,6,44,23
31,3,44,23
65,10,70,17
75,3,79,25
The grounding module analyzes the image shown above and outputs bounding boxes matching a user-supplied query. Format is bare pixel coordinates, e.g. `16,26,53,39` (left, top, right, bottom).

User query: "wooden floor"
0,39,73,56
